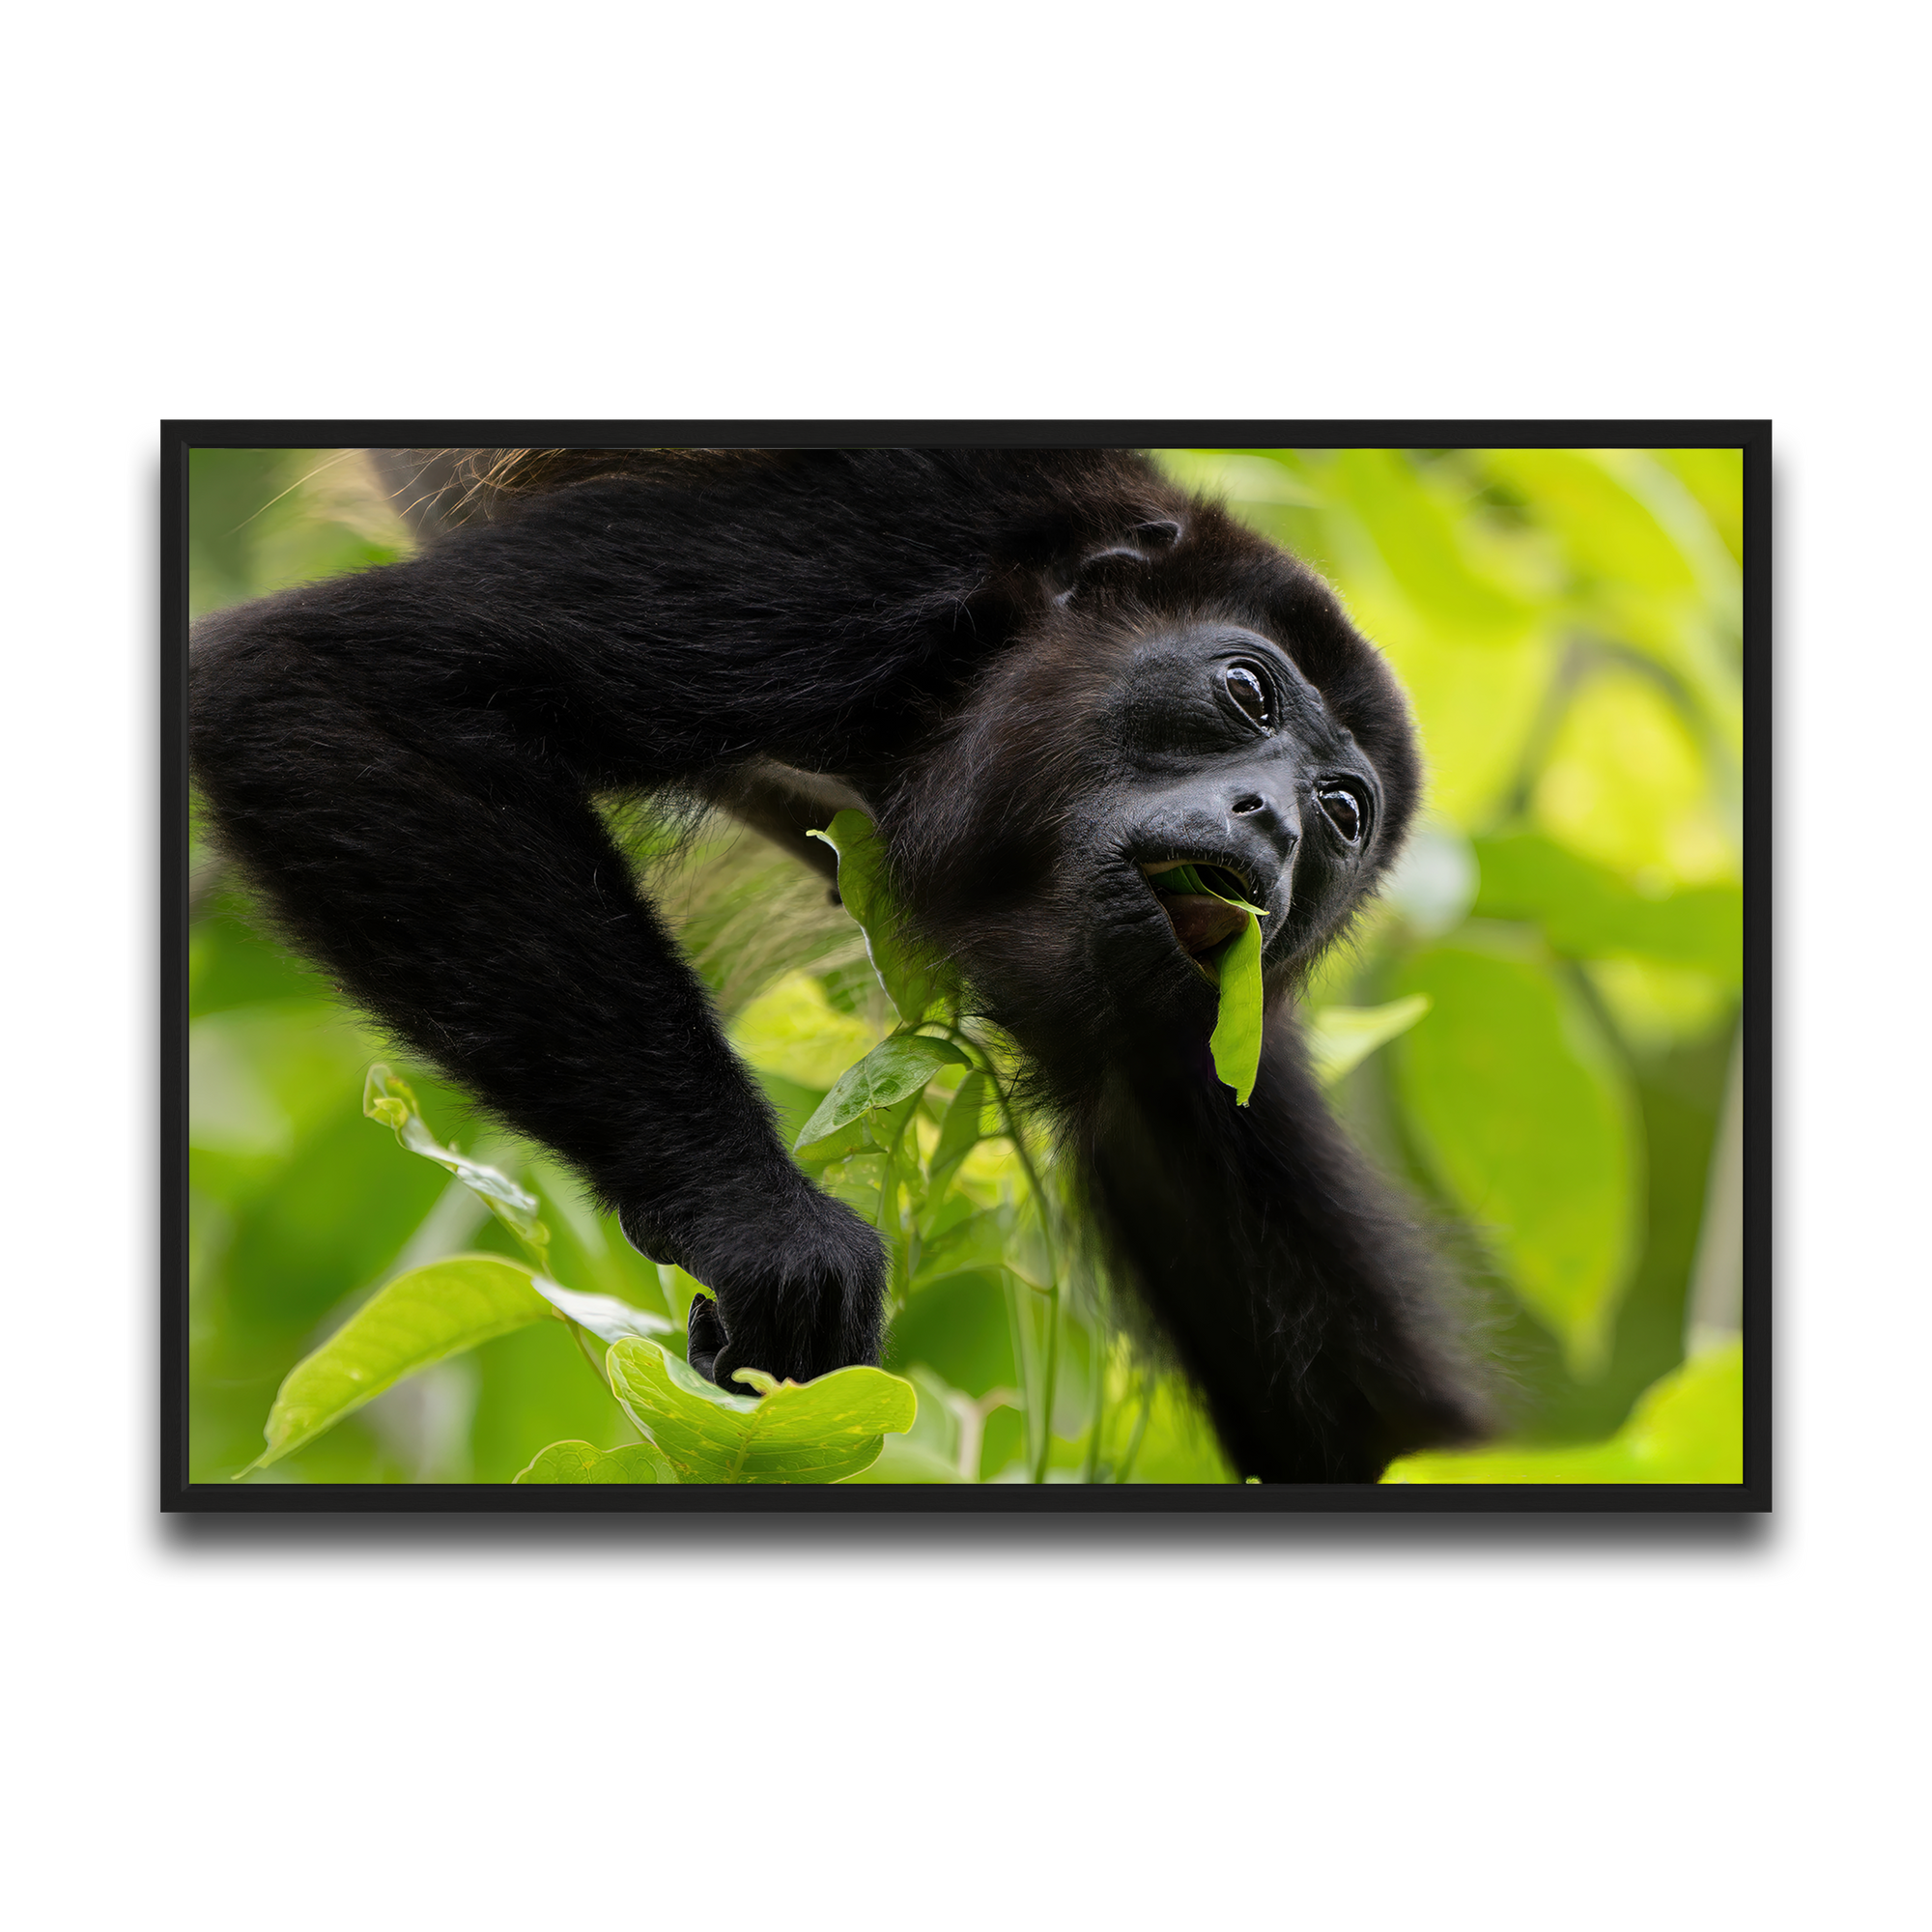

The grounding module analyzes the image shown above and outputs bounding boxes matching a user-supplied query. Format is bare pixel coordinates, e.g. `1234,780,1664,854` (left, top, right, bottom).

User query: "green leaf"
810,1152,892,1229
608,1337,918,1483
242,1255,551,1474
363,1064,550,1260
527,1276,675,1343
877,1128,921,1303
914,1207,1013,1285
513,1439,668,1484
1392,934,1639,1377
1209,913,1264,1105
793,1033,971,1151
1306,995,1432,1088
1154,862,1266,918
789,1112,876,1172
809,810,959,1023
1151,864,1269,1106
1384,1341,1742,1484
928,1069,992,1193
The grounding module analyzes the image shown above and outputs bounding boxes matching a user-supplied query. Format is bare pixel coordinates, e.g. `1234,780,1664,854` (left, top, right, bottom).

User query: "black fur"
189,447,1490,1480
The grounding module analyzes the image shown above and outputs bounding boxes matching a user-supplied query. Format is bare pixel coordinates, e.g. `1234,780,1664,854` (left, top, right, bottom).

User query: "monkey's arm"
187,522,890,1388
1081,1025,1491,1482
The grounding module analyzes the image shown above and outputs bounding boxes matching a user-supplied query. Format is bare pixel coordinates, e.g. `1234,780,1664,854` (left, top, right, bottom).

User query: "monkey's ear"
1054,545,1152,608
1052,519,1185,607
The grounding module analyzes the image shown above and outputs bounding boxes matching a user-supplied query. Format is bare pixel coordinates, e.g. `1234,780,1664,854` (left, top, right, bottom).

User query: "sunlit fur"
190,448,1490,1480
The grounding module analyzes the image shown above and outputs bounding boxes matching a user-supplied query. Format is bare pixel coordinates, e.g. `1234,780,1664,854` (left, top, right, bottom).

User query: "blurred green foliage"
186,445,1745,1485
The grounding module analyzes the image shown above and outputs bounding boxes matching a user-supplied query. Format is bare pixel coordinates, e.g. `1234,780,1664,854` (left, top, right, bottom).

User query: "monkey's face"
1065,622,1393,1017
896,618,1412,1066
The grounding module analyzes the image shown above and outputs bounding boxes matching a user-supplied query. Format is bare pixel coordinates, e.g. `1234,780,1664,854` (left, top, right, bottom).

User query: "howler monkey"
189,445,1490,1482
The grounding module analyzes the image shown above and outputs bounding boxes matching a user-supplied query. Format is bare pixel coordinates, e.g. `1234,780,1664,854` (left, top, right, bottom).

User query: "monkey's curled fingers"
712,1194,887,1391
624,1176,887,1392
686,1294,728,1383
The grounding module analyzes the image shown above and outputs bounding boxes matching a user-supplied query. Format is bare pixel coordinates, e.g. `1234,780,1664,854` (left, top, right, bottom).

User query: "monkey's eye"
1223,663,1272,728
1318,784,1364,842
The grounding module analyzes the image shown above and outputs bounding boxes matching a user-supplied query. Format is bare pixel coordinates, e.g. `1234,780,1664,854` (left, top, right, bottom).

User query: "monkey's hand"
684,1294,732,1382
621,1174,888,1392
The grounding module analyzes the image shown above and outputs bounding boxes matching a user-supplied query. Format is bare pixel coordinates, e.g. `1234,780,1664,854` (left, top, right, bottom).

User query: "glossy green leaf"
363,1064,550,1259
527,1276,675,1344
1384,1341,1742,1484
608,1336,918,1483
513,1439,668,1484
793,1033,971,1150
809,810,958,1023
1392,934,1638,1376
242,1255,551,1474
1306,995,1431,1089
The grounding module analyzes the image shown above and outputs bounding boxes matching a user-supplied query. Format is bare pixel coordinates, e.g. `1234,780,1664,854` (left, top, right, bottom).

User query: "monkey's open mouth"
1141,860,1256,964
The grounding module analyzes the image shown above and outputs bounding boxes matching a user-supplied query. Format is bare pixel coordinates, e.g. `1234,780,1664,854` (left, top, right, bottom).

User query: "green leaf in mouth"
1208,916,1265,1105
1151,862,1264,915
1149,864,1268,1105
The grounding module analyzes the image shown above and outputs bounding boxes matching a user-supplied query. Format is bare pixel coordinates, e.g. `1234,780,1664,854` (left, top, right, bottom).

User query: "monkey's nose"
1226,786,1299,869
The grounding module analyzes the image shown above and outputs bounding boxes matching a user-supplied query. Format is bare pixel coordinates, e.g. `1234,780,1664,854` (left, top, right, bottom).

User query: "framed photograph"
163,424,1767,1511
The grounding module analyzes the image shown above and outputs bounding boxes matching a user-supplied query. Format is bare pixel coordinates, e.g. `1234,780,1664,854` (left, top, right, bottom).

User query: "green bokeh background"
185,445,1746,1485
